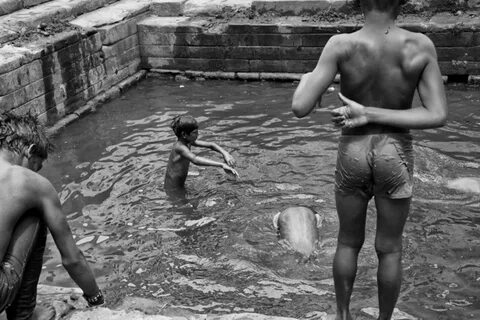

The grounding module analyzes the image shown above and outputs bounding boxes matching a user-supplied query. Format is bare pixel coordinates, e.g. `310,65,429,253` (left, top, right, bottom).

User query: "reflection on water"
40,79,480,318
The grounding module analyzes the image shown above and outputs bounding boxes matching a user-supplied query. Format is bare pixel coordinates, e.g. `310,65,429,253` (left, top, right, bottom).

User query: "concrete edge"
46,70,147,137
147,69,459,85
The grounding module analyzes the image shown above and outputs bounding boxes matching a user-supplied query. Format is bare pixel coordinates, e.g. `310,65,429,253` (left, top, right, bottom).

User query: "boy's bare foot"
32,303,56,320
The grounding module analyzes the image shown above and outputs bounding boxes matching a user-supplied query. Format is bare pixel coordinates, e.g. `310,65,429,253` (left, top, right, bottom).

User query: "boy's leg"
333,192,369,320
374,197,410,320
3,214,47,320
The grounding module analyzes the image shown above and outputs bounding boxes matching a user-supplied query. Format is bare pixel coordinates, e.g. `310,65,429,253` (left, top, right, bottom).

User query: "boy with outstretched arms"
164,115,238,191
0,112,104,320
291,1,447,319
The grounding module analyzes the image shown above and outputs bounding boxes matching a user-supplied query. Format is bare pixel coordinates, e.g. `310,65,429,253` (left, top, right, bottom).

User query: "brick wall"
139,17,480,77
0,15,142,125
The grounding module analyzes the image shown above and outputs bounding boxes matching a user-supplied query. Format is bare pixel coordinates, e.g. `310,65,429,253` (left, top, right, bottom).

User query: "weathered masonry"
0,0,479,127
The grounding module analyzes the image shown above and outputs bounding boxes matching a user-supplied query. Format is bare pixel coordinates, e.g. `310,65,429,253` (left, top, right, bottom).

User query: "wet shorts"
334,133,414,199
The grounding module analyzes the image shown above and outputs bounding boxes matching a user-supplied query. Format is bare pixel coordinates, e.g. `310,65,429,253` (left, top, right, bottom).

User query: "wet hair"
170,114,198,138
0,111,53,158
358,0,405,15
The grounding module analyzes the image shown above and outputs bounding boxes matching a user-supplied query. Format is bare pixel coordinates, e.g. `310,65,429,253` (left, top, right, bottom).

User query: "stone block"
226,33,296,47
426,32,474,47
104,46,140,75
142,45,227,59
182,0,252,17
0,60,43,96
12,94,47,119
226,23,281,34
23,0,50,8
439,61,480,75
437,46,480,61
138,16,207,34
248,59,316,73
87,64,107,85
252,0,347,15
0,77,46,110
301,33,334,47
237,72,261,80
0,24,17,45
0,0,22,16
98,18,138,46
102,34,139,59
0,46,28,74
151,0,184,16
225,46,256,59
70,0,151,29
82,31,103,53
143,57,250,72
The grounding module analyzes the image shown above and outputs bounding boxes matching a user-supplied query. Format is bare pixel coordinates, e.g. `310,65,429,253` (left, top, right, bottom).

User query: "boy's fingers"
315,105,338,113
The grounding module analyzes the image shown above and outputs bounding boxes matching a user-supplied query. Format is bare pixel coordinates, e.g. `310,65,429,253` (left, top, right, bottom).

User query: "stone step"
0,0,121,45
0,0,50,17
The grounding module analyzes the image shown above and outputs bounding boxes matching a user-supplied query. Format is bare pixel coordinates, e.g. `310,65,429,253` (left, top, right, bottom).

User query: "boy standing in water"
164,115,238,191
291,0,447,319
0,112,104,320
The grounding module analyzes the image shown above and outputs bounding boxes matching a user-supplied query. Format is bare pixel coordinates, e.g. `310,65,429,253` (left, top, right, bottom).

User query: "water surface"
41,78,480,319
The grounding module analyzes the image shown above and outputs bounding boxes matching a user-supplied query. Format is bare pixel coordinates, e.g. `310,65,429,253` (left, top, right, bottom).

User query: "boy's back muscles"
337,28,431,111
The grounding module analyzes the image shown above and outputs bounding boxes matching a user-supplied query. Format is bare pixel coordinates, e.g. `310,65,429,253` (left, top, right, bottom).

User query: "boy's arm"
37,177,101,299
292,35,341,118
332,37,448,129
193,140,236,166
177,144,239,176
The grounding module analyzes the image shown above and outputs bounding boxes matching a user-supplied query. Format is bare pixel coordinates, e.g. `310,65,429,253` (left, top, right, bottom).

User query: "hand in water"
223,164,239,178
330,93,368,128
223,153,236,167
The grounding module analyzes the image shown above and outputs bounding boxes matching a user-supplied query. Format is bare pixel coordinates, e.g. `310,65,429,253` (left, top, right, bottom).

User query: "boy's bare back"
332,26,439,133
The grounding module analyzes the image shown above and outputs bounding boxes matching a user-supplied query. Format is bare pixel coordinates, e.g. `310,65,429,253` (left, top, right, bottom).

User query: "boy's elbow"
434,109,448,127
291,103,307,118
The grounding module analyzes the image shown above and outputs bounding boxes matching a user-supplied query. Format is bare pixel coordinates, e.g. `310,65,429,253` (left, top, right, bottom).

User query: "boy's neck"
178,138,191,147
0,149,22,167
363,10,396,34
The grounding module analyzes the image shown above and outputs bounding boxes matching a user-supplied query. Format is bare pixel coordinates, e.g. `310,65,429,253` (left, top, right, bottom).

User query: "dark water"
40,78,480,319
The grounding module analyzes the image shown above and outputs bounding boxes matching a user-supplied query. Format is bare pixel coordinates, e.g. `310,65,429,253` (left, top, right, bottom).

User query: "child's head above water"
171,115,198,138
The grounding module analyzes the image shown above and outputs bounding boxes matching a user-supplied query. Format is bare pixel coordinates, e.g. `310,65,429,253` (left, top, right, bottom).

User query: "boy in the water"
0,112,104,320
164,115,238,191
291,0,447,319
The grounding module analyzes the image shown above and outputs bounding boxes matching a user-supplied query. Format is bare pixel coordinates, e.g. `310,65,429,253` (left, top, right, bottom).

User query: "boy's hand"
223,153,236,167
331,93,368,128
222,164,239,178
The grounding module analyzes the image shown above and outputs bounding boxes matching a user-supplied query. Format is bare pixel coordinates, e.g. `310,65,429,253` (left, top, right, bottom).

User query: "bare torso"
164,141,191,189
337,26,430,134
0,165,39,260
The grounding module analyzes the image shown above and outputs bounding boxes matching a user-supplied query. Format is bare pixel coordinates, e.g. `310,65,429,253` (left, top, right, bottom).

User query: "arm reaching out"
194,140,236,167
177,143,239,178
36,177,103,303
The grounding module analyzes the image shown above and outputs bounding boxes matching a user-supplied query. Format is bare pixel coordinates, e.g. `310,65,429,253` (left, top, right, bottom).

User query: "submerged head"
171,114,199,142
0,111,53,171
273,206,323,257
358,0,405,17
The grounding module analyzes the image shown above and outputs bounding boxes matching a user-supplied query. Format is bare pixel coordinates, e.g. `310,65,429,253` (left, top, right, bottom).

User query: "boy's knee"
338,234,364,250
375,240,402,256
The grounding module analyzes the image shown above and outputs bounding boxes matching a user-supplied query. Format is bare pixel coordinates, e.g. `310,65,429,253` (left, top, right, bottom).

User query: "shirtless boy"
164,115,238,192
291,1,448,319
0,112,104,320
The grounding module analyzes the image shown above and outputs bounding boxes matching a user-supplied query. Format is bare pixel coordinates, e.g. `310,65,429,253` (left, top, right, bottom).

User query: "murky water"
40,78,480,319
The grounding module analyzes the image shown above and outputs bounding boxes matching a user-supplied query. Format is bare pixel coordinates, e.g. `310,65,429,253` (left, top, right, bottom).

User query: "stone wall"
0,0,479,127
0,0,147,125
139,17,480,78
